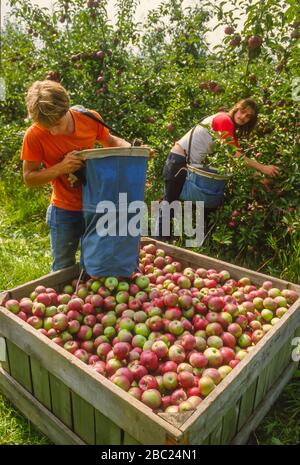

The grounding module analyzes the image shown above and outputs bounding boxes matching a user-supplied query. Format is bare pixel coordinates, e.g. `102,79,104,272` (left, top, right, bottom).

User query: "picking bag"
179,164,228,208
80,147,149,277
179,125,231,207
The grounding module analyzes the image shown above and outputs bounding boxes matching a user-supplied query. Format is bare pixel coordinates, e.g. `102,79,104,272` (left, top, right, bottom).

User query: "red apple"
92,361,107,375
141,389,161,409
207,296,224,312
189,352,208,368
252,329,265,344
221,332,236,349
96,342,112,359
128,387,142,400
199,376,215,396
202,368,221,385
206,322,223,336
168,345,186,364
180,334,196,351
227,323,243,338
204,348,223,368
74,349,89,364
219,347,235,364
248,35,263,49
52,312,68,331
27,315,43,329
160,360,178,374
151,340,168,359
32,302,46,318
113,342,130,360
229,359,240,369
177,371,195,389
140,350,159,372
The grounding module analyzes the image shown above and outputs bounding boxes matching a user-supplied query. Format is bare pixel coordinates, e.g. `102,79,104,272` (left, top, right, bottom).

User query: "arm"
212,115,279,177
23,152,84,187
236,152,280,177
212,114,239,147
103,135,156,158
102,134,131,148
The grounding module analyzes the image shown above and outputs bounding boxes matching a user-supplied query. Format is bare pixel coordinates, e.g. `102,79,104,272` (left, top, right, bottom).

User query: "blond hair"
26,80,70,127
229,98,258,135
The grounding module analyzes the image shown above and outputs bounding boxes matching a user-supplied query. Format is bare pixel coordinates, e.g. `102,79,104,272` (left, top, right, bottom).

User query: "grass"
0,179,52,291
0,393,51,445
0,178,299,445
0,179,53,444
254,372,300,445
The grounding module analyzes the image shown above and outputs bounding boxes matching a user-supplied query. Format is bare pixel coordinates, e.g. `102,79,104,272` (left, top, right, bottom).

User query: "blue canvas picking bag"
179,165,227,208
80,147,149,277
179,125,231,208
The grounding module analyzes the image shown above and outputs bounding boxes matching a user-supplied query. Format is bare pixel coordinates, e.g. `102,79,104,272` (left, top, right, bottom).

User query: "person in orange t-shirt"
21,80,131,271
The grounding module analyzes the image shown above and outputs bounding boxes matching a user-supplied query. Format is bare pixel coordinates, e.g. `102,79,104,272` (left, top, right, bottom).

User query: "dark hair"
229,98,259,136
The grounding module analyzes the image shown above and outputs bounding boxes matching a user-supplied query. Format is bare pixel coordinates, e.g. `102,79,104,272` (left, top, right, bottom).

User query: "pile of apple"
4,243,299,414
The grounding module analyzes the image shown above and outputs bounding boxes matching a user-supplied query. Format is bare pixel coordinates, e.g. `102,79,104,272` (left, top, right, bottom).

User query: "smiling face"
233,107,255,126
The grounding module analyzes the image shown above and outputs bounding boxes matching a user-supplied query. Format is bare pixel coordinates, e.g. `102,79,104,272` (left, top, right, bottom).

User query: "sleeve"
21,127,44,162
211,113,239,148
89,110,110,144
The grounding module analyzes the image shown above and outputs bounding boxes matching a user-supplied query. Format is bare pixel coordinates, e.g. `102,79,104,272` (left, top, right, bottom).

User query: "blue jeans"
46,205,85,272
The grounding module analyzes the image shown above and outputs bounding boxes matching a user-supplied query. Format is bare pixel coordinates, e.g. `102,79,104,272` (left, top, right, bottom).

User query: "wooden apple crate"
0,238,300,445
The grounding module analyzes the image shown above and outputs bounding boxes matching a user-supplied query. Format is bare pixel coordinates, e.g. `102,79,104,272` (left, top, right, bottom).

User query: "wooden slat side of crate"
0,295,11,374
254,336,295,413
0,307,183,445
1,345,126,445
123,432,142,445
209,419,223,445
0,366,85,445
231,361,297,445
6,340,33,393
49,373,73,429
95,410,123,445
237,378,258,431
30,358,52,411
71,392,95,444
0,334,10,374
0,265,80,302
220,402,240,444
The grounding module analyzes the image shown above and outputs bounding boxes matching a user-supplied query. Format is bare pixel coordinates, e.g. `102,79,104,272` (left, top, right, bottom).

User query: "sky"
0,0,237,47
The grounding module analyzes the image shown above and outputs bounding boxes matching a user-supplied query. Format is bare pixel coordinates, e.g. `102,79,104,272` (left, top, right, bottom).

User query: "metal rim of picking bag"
76,146,151,160
186,163,232,181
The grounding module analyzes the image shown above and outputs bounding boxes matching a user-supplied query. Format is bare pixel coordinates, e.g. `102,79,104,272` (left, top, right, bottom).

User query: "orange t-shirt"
21,109,110,211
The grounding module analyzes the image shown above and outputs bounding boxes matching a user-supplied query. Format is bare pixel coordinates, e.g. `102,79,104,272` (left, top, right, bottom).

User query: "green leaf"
271,437,284,445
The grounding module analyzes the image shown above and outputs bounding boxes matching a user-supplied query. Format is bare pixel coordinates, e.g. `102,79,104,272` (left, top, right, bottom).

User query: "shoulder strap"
185,115,214,164
71,105,124,139
186,125,197,164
